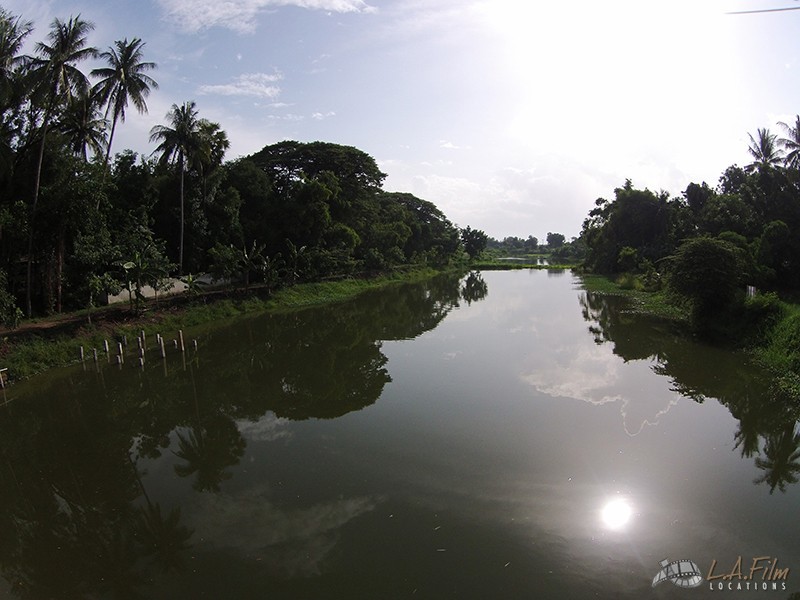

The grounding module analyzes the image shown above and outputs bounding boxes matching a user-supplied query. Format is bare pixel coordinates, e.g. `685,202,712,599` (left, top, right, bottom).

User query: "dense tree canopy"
581,123,800,294
0,9,469,322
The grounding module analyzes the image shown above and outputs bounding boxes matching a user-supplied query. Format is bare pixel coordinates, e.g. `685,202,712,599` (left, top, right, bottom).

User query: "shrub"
667,237,741,323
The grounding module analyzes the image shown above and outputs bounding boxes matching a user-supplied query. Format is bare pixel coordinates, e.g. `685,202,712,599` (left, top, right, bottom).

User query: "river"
0,269,797,598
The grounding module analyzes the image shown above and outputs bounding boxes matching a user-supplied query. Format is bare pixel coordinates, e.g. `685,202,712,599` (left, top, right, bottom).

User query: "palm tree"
753,424,800,494
192,119,230,201
0,8,32,107
777,116,800,170
58,91,107,160
91,37,158,169
149,101,202,274
0,9,32,177
199,119,230,171
172,416,246,492
746,127,783,173
25,15,96,316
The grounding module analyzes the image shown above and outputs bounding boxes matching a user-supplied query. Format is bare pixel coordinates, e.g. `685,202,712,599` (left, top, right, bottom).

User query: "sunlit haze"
8,0,799,238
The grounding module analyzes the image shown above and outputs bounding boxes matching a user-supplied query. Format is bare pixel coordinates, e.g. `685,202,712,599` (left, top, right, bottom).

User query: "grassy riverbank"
0,267,452,382
579,272,800,399
577,273,690,323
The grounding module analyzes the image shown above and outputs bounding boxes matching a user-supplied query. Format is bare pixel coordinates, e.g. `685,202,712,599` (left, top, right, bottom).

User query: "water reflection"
460,271,488,305
188,485,380,578
580,288,800,494
0,272,482,597
600,497,633,530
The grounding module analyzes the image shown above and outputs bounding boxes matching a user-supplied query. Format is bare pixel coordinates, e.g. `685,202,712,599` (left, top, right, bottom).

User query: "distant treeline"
486,232,585,261
581,123,800,292
0,10,467,324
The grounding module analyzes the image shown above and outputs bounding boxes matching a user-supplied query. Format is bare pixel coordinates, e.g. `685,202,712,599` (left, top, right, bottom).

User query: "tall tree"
25,15,97,315
193,118,229,200
58,91,107,160
746,127,783,173
460,226,488,260
778,116,800,170
0,8,32,106
149,101,202,274
0,9,32,178
91,37,157,170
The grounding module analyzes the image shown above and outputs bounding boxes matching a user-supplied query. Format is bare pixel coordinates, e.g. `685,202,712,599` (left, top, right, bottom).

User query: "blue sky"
7,0,800,239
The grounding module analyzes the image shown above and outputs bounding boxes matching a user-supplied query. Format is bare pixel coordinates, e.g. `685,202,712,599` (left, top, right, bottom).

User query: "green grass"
265,268,442,309
0,267,451,381
577,273,690,323
752,303,800,380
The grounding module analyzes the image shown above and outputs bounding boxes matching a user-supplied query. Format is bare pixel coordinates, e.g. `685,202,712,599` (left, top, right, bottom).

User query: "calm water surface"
1,270,798,599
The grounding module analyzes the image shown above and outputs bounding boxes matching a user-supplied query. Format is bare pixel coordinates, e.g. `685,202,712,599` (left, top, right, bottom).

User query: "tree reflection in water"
460,271,488,305
173,416,246,492
753,424,800,494
0,271,482,597
580,289,800,494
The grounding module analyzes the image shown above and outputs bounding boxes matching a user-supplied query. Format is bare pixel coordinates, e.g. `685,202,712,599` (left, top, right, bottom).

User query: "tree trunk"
99,114,118,197
26,122,50,317
179,153,185,275
56,227,64,313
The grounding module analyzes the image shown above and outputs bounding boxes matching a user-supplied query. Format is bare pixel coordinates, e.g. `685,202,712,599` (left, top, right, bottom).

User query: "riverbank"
473,261,580,270
0,267,455,382
577,273,690,323
579,272,800,401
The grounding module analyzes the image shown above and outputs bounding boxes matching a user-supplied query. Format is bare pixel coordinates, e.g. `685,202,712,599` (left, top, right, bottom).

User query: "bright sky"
7,0,800,239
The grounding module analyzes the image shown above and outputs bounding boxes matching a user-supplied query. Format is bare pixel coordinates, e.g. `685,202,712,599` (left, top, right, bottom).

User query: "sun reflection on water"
601,497,633,530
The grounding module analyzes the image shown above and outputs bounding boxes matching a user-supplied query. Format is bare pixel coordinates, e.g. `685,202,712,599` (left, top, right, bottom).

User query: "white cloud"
312,111,336,120
157,0,377,33
236,412,293,442
199,72,283,99
521,342,684,436
268,113,305,121
189,485,381,576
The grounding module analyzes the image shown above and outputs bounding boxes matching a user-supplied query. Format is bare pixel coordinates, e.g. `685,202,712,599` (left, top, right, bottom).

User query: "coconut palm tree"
58,91,107,160
746,127,783,173
753,424,800,494
0,9,32,177
0,8,32,107
149,101,202,274
25,15,96,315
91,37,158,169
778,115,800,170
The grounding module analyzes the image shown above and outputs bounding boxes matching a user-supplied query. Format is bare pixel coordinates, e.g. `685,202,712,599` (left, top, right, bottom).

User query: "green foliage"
615,272,644,291
616,246,638,272
0,8,462,328
116,234,173,313
180,273,205,297
760,309,800,373
486,235,539,254
461,226,488,260
546,232,566,248
582,182,675,274
0,267,21,328
667,237,741,323
208,242,240,285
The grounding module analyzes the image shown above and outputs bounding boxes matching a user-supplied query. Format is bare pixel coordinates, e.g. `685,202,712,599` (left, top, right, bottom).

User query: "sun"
601,498,633,530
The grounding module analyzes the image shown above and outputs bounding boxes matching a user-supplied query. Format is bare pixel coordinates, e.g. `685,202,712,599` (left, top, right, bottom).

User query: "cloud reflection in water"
188,486,381,577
